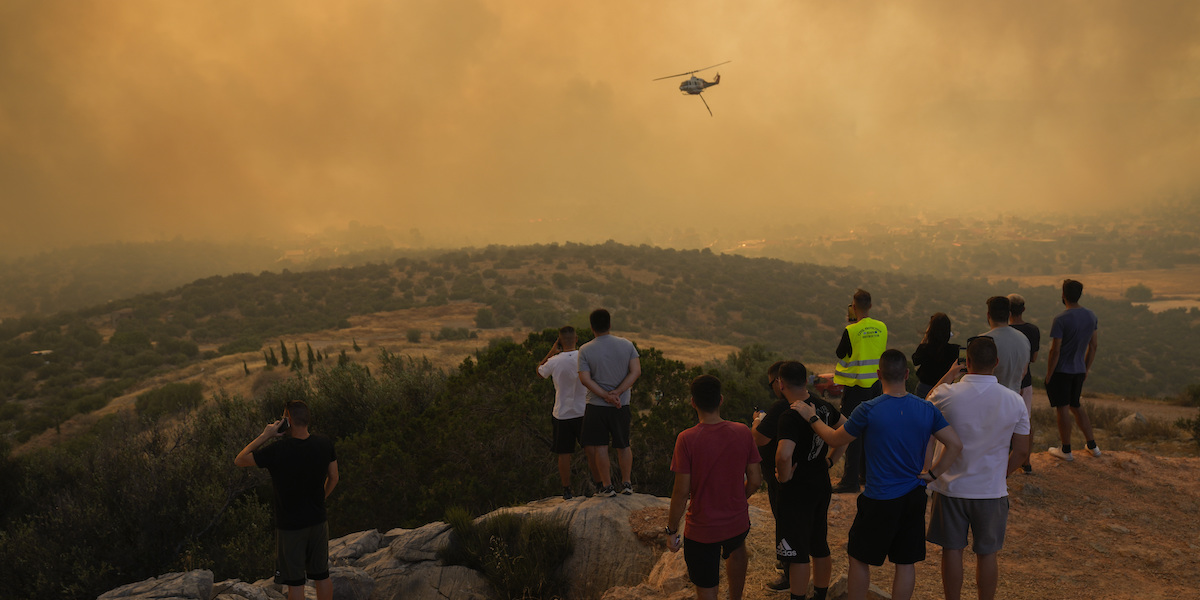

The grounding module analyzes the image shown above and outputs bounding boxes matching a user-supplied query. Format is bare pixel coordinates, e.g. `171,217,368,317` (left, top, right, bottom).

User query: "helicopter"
653,60,731,116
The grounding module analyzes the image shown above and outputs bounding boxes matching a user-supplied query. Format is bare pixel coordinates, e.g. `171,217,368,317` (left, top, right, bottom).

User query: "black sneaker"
562,487,574,500
621,481,633,495
1022,464,1033,474
764,574,789,593
599,485,617,498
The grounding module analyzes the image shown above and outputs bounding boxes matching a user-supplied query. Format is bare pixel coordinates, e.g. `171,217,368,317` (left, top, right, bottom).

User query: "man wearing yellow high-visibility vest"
832,289,888,494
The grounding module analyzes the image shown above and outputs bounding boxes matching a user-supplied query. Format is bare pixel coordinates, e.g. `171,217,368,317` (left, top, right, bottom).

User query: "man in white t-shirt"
925,336,1031,600
537,326,591,500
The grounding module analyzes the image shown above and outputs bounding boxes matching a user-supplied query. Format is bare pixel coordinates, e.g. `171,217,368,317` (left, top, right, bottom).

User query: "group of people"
229,278,1101,600
632,281,1098,600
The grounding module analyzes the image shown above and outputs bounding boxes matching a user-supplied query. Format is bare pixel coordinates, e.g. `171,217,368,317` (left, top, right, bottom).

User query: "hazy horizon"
3,1,1199,257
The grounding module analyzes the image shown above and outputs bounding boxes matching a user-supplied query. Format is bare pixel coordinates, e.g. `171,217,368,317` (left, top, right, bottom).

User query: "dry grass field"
16,303,743,454
993,265,1200,313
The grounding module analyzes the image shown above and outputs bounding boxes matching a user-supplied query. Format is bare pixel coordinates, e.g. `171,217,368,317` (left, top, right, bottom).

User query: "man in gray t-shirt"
979,296,1030,394
577,309,641,496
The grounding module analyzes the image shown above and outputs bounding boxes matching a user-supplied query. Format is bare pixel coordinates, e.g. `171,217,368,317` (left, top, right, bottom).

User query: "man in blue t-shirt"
1046,279,1101,461
793,349,962,600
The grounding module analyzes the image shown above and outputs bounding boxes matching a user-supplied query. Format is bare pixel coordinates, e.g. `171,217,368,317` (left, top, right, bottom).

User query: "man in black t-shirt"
776,361,846,600
236,401,339,600
751,361,790,591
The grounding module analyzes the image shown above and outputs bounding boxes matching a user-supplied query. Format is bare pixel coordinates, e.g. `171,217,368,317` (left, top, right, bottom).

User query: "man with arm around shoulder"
794,349,962,600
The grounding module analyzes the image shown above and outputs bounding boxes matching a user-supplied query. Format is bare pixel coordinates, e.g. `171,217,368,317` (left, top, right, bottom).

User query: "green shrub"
135,382,204,420
1178,384,1200,407
438,507,573,600
218,337,262,355
1176,412,1200,448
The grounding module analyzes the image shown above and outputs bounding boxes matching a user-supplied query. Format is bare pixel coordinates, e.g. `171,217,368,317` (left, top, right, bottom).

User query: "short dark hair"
1007,294,1026,316
589,309,611,333
1062,279,1083,303
691,375,722,412
559,325,576,341
767,360,785,378
778,361,808,389
967,336,998,370
852,289,872,309
877,349,908,383
285,401,311,427
987,296,1011,323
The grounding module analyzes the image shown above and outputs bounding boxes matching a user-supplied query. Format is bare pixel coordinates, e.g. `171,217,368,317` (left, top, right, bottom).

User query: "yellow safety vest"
833,318,888,387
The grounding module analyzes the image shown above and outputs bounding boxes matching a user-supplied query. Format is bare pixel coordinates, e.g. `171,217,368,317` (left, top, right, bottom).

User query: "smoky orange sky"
2,1,1198,256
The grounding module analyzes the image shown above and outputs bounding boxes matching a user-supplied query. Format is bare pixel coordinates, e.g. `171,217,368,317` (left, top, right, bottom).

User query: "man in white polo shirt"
538,326,591,500
925,336,1031,600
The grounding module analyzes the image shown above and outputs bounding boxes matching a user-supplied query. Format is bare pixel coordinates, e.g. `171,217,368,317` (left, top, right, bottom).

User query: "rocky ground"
698,449,1200,600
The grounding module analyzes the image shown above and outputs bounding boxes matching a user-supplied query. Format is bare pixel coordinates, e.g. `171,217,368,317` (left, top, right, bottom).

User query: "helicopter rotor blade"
652,60,731,81
699,93,713,117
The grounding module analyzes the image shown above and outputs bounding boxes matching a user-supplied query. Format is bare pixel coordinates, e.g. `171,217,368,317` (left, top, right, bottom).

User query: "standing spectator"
775,361,846,600
234,401,339,600
578,308,642,496
794,350,962,600
538,326,591,499
1007,293,1040,474
666,375,764,600
1046,279,1102,461
832,289,887,494
926,337,1031,600
911,313,960,399
751,361,792,593
978,296,1030,394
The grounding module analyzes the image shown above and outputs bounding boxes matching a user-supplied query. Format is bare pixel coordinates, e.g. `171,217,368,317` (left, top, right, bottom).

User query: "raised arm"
792,401,857,447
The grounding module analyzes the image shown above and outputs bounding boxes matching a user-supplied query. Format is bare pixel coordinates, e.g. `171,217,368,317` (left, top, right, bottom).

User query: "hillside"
2,242,1198,447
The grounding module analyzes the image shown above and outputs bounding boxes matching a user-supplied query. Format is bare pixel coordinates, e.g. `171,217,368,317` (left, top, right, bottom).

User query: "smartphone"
957,346,967,365
846,304,856,323
276,417,290,434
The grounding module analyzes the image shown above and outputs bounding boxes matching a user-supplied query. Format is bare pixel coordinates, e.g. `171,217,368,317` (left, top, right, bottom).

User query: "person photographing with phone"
235,401,339,600
538,326,591,499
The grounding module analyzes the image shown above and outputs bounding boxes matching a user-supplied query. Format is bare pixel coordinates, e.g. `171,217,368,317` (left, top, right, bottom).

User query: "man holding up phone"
235,401,339,600
538,326,591,499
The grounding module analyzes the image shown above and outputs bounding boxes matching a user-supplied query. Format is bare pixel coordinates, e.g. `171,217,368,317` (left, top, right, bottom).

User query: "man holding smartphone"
235,401,339,600
538,326,591,499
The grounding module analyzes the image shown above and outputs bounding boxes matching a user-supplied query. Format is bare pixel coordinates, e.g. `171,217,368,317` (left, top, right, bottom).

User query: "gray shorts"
926,493,1009,555
275,523,330,586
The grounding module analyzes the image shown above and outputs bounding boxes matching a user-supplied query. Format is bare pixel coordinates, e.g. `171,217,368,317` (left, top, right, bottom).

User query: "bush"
1124,283,1153,302
435,327,472,341
1178,384,1200,407
406,329,423,343
218,336,262,355
135,382,204,420
438,507,573,600
1176,412,1200,448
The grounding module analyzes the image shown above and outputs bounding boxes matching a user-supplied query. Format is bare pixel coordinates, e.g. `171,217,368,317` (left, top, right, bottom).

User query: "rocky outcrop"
98,570,215,600
96,493,674,600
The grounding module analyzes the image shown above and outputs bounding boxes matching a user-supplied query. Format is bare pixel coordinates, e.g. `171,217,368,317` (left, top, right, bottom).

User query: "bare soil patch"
736,451,1200,600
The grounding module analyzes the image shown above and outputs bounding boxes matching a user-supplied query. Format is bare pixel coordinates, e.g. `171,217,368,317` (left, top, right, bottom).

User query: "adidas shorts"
775,484,832,563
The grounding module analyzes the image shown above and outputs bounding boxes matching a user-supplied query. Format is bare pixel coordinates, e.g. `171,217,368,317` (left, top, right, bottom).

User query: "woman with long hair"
911,312,960,399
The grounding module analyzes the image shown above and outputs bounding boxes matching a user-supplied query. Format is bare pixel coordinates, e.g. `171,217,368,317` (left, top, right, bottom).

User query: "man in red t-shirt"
666,375,764,600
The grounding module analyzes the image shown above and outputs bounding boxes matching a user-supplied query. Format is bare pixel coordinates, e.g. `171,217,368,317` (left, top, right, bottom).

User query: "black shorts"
551,416,584,454
1046,372,1086,408
275,523,330,586
683,529,749,589
847,486,929,566
581,404,631,449
776,484,832,563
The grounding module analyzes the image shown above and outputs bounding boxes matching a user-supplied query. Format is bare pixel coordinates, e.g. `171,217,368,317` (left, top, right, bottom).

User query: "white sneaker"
1088,444,1102,457
1048,447,1074,462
